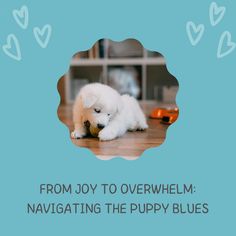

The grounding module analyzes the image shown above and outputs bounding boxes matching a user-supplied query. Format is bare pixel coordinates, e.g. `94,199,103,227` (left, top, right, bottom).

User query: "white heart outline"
186,21,205,46
209,2,226,26
217,31,236,59
12,5,29,29
33,24,52,48
2,34,22,61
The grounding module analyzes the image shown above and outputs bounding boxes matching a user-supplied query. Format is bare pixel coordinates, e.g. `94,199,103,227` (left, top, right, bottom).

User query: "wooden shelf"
70,57,165,66
65,39,170,104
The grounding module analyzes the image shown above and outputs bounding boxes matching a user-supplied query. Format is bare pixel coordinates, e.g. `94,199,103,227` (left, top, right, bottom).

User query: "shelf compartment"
68,66,103,101
146,65,178,101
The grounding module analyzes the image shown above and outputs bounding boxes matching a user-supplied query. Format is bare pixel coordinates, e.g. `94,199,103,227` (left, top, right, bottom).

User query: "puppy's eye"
94,108,101,113
107,114,110,116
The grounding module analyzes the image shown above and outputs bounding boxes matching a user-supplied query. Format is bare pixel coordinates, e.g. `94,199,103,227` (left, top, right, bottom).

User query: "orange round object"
150,107,179,124
150,108,168,119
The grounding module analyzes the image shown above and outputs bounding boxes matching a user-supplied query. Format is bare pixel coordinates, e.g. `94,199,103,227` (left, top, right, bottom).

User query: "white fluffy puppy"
71,83,148,141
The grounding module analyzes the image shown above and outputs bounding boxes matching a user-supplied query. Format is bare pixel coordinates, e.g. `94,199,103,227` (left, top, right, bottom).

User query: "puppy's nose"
97,124,105,129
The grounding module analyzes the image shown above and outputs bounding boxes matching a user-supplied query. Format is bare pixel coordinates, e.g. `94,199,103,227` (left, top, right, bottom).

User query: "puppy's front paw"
71,130,85,139
98,129,116,141
138,121,148,131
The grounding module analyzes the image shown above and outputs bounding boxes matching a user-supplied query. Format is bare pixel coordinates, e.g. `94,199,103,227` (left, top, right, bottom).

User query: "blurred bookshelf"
65,39,178,104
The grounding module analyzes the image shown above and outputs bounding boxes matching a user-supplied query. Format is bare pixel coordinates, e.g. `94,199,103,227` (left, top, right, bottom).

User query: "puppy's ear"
80,93,98,108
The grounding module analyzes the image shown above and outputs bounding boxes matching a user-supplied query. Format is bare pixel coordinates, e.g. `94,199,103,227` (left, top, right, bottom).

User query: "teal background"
0,0,235,235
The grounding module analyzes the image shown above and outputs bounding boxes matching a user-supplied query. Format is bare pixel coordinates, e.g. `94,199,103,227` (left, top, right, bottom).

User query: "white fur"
71,83,148,141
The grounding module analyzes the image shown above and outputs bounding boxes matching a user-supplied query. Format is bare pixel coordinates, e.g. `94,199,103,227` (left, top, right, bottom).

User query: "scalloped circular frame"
57,39,179,160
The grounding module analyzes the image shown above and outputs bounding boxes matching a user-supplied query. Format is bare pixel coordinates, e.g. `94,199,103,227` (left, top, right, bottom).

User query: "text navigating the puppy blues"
26,183,209,215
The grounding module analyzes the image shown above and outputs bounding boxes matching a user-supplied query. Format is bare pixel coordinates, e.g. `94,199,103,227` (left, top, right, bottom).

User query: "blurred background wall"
58,39,178,105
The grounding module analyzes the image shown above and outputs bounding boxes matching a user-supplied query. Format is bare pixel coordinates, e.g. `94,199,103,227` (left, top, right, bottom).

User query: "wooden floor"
58,101,176,160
